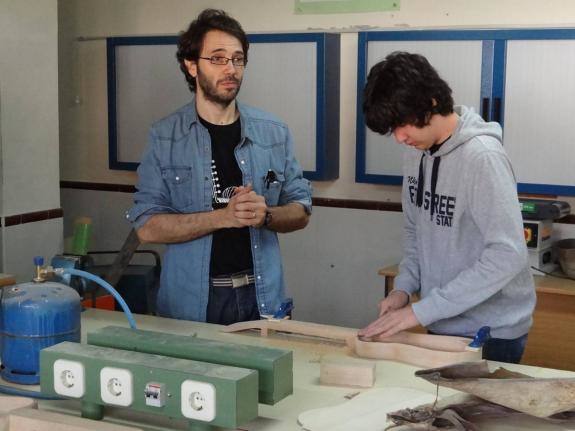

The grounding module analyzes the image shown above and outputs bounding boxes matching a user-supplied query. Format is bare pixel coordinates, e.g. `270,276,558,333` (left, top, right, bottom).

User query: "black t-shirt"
429,135,451,155
199,116,253,276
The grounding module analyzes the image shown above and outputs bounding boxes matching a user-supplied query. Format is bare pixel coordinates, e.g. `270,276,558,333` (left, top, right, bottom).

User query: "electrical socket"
100,367,133,407
53,359,85,398
181,380,216,422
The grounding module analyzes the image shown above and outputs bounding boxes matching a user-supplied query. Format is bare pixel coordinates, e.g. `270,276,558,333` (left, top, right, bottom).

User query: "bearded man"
127,9,312,324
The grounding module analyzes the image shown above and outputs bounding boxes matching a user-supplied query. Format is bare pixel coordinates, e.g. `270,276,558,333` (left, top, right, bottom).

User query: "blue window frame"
107,33,340,180
356,29,575,196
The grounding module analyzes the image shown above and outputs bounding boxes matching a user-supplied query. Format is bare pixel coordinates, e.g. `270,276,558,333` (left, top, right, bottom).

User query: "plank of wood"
0,396,35,414
223,319,473,352
0,274,16,287
223,319,357,342
320,355,376,388
522,291,575,371
7,408,143,431
352,337,481,369
297,387,437,431
372,331,473,352
224,319,480,369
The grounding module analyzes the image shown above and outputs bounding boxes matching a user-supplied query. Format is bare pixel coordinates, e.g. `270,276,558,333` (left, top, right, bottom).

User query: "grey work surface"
28,309,575,430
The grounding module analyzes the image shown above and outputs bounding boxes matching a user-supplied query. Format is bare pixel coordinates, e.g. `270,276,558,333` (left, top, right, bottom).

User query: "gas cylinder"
0,281,81,384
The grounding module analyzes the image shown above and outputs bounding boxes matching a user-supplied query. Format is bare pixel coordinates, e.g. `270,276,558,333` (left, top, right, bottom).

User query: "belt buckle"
231,273,249,288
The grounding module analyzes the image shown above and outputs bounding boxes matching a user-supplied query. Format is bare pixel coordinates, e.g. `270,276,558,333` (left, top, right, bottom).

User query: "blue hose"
0,383,64,400
60,268,137,329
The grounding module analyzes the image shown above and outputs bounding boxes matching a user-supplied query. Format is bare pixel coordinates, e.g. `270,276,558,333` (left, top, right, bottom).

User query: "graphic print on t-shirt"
211,159,237,205
200,115,252,276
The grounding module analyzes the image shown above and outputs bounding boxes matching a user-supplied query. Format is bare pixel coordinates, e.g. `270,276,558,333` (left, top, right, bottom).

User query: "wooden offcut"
320,355,376,388
0,274,16,287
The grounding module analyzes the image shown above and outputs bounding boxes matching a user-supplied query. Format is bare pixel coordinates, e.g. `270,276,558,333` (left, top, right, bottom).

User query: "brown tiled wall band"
4,208,63,227
60,181,135,193
59,181,575,224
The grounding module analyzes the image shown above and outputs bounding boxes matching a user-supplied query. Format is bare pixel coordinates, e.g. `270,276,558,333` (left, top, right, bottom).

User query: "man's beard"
197,68,242,107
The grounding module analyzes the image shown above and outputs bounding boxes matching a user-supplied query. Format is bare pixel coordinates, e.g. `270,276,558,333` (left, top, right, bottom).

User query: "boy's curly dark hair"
176,9,249,93
363,51,454,135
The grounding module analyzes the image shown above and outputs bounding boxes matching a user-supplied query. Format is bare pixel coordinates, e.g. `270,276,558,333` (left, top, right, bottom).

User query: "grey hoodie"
395,105,536,339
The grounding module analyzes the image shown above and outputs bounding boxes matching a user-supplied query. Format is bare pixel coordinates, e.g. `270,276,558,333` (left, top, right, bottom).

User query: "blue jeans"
206,282,260,325
430,331,528,364
481,333,528,364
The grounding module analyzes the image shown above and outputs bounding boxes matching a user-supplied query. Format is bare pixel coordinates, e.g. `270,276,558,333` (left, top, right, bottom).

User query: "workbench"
10,309,572,430
378,264,575,371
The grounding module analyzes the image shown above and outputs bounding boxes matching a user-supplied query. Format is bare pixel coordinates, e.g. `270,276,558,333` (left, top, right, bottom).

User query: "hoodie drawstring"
416,154,425,208
430,157,441,220
415,154,441,220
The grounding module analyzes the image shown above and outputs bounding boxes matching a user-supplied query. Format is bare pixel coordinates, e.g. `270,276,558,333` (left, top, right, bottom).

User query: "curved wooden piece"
223,319,473,352
351,338,481,369
373,332,473,353
224,319,481,368
222,319,357,342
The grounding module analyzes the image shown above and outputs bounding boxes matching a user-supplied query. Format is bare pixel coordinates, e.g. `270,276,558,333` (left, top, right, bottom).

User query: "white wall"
0,0,62,280
58,0,575,326
59,0,575,205
61,188,403,328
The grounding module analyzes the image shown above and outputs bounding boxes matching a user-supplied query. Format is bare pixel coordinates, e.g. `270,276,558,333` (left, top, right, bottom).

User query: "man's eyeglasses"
198,56,247,67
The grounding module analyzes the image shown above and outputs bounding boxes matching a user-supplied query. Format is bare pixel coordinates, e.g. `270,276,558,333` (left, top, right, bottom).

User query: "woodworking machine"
87,326,293,405
40,342,259,430
39,327,293,430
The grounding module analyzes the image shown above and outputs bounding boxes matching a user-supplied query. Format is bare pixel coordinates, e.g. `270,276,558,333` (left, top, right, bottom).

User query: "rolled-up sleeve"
126,128,179,229
278,127,312,214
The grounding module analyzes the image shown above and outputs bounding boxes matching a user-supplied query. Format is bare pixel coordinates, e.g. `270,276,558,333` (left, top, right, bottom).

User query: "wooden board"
0,396,35,414
319,355,375,388
5,408,143,431
0,397,142,431
0,274,16,287
520,291,575,371
224,319,480,369
297,387,437,431
223,319,356,341
223,319,473,351
352,337,481,368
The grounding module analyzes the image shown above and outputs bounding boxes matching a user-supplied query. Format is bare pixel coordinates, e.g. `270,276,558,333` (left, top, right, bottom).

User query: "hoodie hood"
431,105,503,157
415,106,503,219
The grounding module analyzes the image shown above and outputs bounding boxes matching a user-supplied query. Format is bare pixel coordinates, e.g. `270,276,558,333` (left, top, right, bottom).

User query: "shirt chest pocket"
161,166,195,210
262,172,285,206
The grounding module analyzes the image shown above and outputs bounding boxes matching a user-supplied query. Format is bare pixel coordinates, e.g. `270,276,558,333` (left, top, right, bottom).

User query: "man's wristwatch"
263,210,273,227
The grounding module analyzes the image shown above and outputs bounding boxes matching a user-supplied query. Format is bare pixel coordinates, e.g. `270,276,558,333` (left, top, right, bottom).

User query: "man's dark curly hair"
363,51,454,135
176,9,249,93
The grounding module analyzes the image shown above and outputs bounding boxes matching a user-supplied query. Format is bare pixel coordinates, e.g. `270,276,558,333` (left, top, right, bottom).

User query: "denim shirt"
126,99,312,321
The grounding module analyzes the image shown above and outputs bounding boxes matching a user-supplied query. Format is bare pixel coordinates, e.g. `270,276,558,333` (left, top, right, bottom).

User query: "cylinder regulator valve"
33,256,55,283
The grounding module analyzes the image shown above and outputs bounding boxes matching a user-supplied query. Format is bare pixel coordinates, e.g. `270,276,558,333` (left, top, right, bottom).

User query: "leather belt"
211,272,255,288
